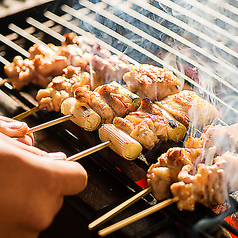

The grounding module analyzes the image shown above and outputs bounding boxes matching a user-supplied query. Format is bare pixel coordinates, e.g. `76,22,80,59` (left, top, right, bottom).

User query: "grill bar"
0,33,30,57
9,23,47,46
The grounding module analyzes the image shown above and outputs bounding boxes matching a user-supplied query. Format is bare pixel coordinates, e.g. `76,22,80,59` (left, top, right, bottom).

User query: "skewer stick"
66,141,111,161
98,196,179,237
88,186,152,230
13,106,40,120
0,78,8,86
28,114,73,133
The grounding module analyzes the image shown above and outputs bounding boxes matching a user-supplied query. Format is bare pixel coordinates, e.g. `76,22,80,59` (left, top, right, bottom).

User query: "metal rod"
67,141,111,161
0,34,30,57
9,23,46,46
26,17,65,42
28,114,73,133
88,186,152,230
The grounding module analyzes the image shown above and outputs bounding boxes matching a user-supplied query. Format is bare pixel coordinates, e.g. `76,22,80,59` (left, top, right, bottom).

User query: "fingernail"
2,121,24,129
48,152,67,160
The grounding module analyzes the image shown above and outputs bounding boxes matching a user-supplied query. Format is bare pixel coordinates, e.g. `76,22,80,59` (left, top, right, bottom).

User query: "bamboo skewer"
0,78,8,86
13,106,40,120
28,114,73,133
66,141,111,161
89,186,152,230
98,196,179,237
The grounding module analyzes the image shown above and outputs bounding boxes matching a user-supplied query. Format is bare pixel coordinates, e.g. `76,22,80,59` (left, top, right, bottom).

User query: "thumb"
50,159,88,196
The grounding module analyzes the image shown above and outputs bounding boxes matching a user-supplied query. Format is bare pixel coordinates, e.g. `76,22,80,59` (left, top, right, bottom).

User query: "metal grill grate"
1,0,238,125
1,1,238,237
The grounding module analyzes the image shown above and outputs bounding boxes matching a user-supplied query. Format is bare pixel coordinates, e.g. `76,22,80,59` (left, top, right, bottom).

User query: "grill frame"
1,1,238,237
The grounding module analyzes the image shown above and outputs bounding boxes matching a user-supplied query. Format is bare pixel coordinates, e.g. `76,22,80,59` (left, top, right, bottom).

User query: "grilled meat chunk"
171,151,238,211
123,64,181,101
75,82,140,124
113,98,187,150
75,85,114,124
4,56,35,90
4,32,132,90
89,55,132,89
36,66,90,112
94,81,141,117
185,124,237,158
156,90,219,128
147,147,202,201
171,161,226,211
62,32,111,59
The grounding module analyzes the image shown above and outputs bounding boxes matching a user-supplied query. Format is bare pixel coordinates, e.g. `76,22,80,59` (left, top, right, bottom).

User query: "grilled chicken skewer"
28,95,142,160
89,124,238,232
26,87,220,159
12,64,91,120
13,65,140,121
4,32,131,90
98,151,238,237
29,114,142,160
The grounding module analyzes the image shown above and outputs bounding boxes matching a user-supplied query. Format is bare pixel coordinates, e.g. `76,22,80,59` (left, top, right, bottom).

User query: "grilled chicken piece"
147,147,202,201
123,64,181,101
36,66,91,112
75,85,114,124
89,55,132,89
171,151,238,211
4,56,35,90
113,98,187,150
62,32,132,89
75,82,141,124
185,124,237,158
4,43,68,90
94,81,141,117
156,90,219,128
62,32,111,59
171,161,226,211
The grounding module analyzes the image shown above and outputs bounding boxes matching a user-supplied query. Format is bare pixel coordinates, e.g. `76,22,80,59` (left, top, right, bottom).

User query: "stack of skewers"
2,31,233,237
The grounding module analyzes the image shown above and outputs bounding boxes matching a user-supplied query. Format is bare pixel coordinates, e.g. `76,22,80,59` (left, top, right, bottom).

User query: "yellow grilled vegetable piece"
61,97,101,131
98,124,142,160
160,107,187,143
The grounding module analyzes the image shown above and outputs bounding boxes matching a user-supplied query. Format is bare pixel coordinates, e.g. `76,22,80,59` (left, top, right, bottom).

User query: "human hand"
0,133,88,238
0,116,33,145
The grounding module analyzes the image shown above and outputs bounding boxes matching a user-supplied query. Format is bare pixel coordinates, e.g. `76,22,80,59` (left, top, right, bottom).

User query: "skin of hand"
0,133,88,238
0,116,34,145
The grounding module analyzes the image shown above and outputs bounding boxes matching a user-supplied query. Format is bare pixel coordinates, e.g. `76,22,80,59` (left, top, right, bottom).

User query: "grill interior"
1,0,238,237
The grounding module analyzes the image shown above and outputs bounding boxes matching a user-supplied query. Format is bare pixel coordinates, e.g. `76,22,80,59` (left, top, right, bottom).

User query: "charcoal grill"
1,0,238,237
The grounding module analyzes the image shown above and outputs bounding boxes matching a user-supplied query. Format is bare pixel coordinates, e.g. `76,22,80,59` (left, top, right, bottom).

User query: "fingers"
59,160,88,195
0,133,87,196
14,134,34,146
0,133,48,156
0,116,29,138
48,152,67,160
46,158,88,196
1,133,87,196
